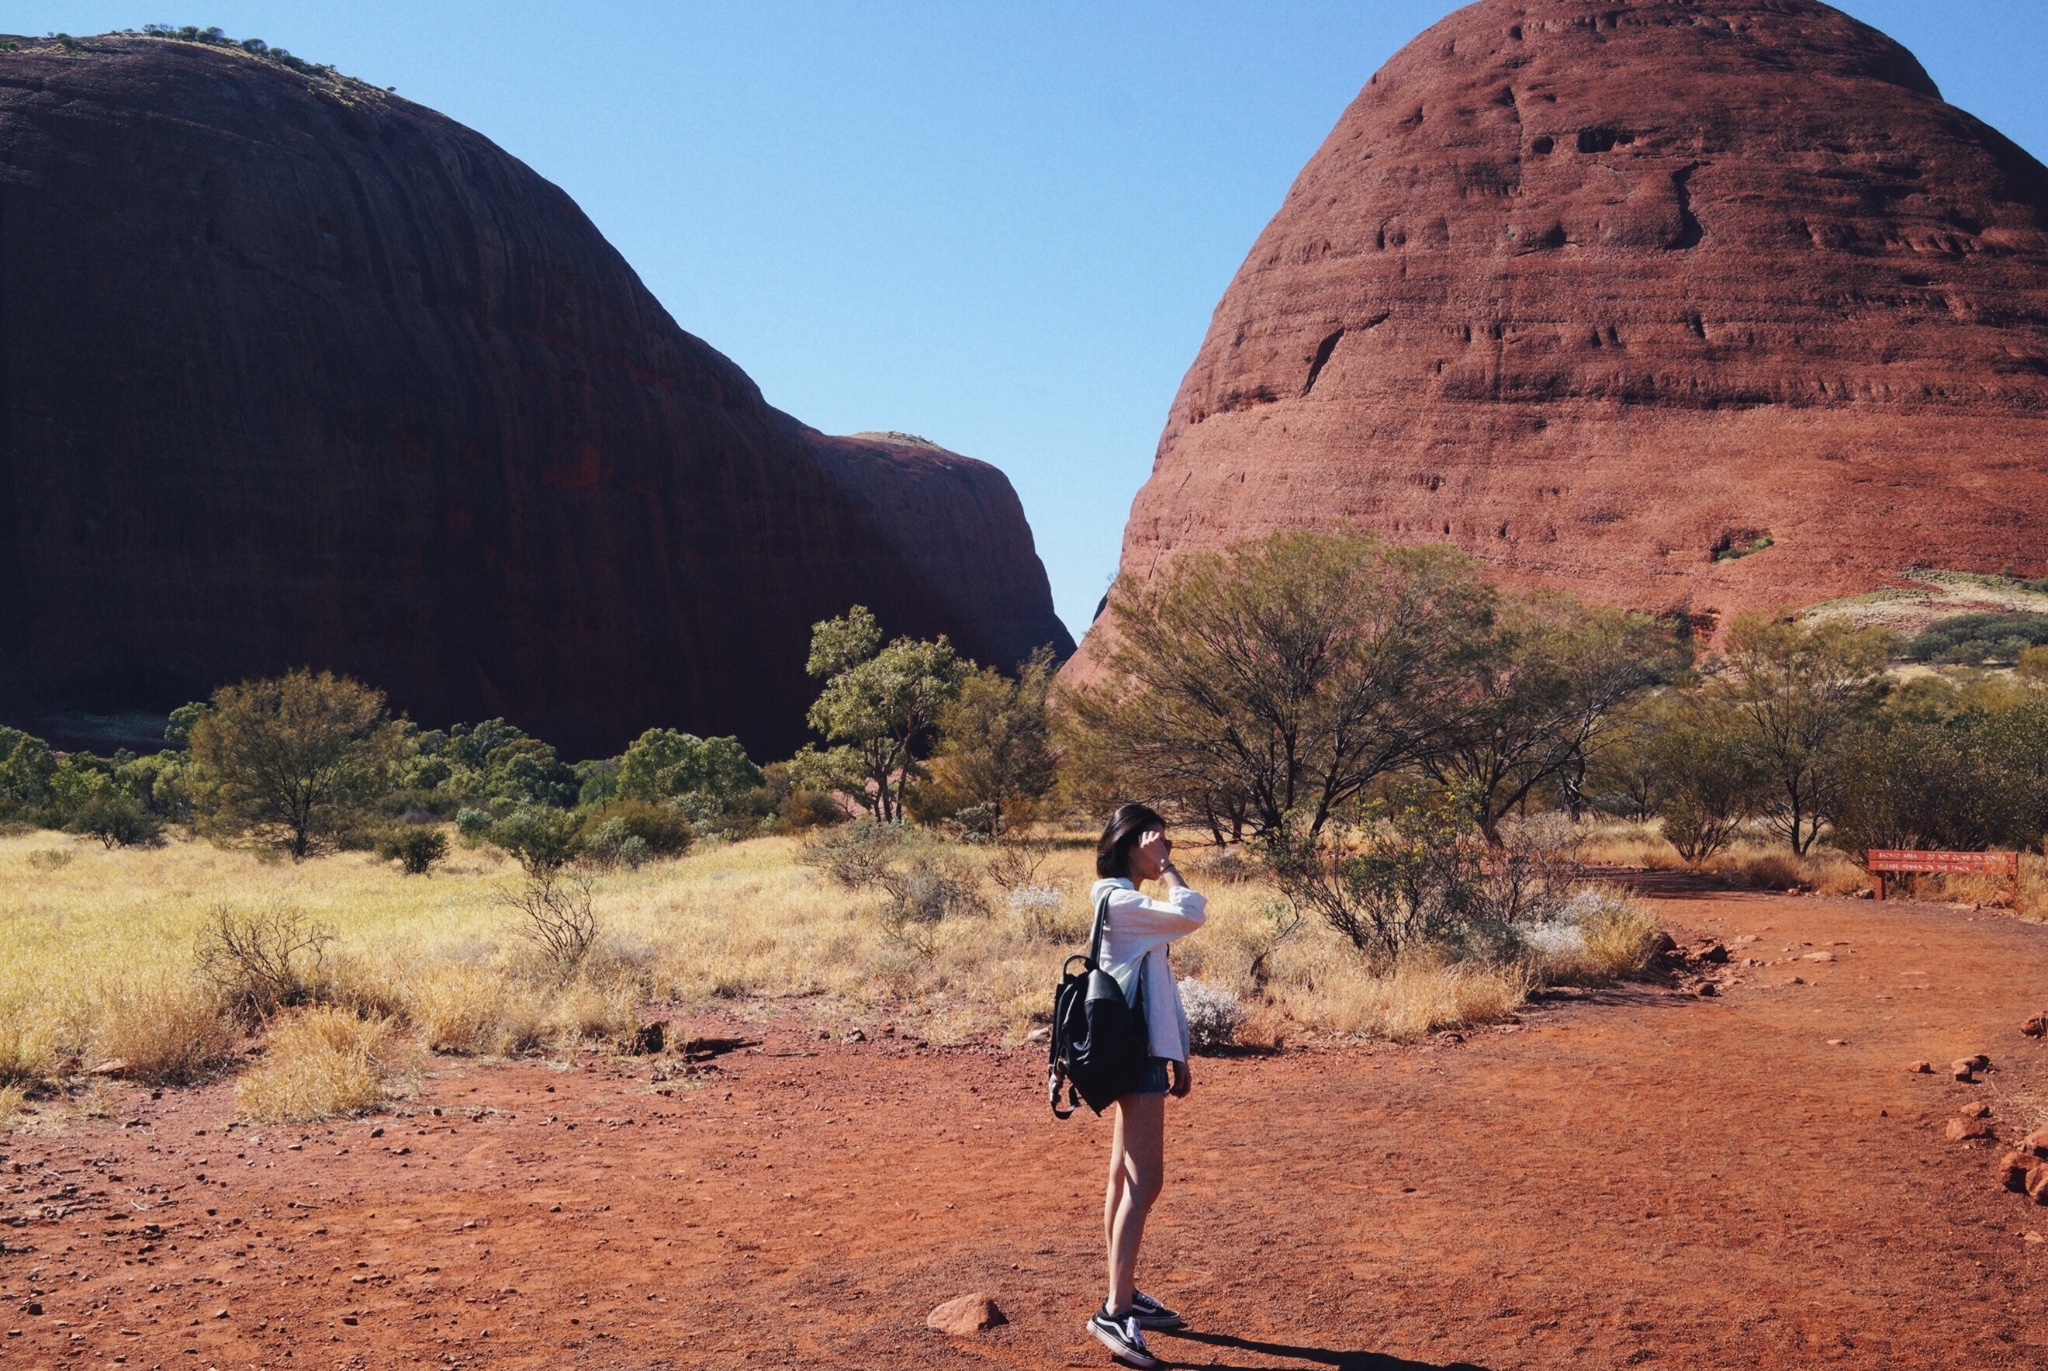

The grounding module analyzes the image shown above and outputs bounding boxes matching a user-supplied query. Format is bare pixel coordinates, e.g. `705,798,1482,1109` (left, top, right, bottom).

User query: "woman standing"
1085,803,1206,1368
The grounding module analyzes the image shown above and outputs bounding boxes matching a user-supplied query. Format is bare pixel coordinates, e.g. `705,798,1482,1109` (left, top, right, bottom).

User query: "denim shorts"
1134,1056,1171,1095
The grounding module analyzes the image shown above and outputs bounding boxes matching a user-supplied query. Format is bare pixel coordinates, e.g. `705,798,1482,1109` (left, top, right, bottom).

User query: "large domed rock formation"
1101,0,2048,649
0,33,1070,758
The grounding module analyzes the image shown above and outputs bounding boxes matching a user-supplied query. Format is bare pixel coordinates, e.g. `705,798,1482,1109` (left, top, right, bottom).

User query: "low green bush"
1906,611,2048,666
67,791,163,849
377,826,448,876
579,800,692,859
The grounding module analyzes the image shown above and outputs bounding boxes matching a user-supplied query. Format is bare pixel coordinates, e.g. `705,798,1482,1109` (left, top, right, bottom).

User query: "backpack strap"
1087,889,1112,967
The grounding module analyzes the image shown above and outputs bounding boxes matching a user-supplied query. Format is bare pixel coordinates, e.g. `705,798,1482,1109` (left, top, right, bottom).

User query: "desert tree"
1057,529,1496,844
1649,693,1762,867
1832,678,2048,857
1715,615,1893,854
914,645,1060,835
1421,593,1684,843
792,606,969,823
187,668,408,858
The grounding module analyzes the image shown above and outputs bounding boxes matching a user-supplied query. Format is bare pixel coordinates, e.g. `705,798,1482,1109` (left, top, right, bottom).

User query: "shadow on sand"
1157,1328,1493,1371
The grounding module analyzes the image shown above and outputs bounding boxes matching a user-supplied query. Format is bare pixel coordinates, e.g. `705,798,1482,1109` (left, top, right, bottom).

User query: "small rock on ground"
927,1292,1006,1337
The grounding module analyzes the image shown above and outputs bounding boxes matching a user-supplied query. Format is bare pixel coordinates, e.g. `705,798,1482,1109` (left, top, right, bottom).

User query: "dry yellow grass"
1705,841,1868,895
1575,819,1681,869
1575,819,1874,896
0,824,1683,1093
89,980,239,1085
236,1008,405,1124
1274,953,1534,1042
1896,854,2048,919
0,1084,25,1130
0,1009,58,1085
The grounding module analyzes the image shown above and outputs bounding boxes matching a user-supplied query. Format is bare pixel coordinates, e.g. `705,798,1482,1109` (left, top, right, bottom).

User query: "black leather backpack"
1047,893,1149,1117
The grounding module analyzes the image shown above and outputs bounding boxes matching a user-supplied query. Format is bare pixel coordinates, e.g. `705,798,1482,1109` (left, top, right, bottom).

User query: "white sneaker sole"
1087,1319,1161,1369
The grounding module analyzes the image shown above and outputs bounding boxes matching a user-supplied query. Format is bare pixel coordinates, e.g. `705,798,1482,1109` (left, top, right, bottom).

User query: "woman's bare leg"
1104,1091,1165,1314
1103,1097,1127,1267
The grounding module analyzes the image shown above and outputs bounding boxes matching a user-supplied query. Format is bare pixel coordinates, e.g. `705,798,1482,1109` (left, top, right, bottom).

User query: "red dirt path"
5,881,2047,1370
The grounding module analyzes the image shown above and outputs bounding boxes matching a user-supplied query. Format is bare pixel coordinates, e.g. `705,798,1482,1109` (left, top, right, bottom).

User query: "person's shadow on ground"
1158,1328,1492,1370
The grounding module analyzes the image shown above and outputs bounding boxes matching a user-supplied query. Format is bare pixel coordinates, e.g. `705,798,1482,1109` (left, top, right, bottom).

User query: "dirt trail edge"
4,885,2045,1370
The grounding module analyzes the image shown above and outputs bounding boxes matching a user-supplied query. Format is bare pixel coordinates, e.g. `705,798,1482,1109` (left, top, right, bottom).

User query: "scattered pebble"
2022,1014,2047,1039
1947,1117,1996,1142
1907,1060,1933,1074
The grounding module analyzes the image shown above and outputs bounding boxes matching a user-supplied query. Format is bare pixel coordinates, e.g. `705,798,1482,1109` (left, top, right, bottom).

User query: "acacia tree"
792,606,969,822
1422,593,1683,843
188,669,407,858
1058,529,1496,843
1650,692,1762,867
1716,615,1893,854
916,646,1060,835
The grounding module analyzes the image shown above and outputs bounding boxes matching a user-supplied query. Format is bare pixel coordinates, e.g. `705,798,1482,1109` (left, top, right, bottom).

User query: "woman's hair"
1096,803,1166,880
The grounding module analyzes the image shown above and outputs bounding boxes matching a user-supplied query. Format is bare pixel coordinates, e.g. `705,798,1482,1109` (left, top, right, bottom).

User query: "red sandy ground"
4,877,2047,1371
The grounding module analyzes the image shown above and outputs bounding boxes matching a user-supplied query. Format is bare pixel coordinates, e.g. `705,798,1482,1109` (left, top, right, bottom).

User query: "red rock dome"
0,34,1070,757
1101,0,2048,647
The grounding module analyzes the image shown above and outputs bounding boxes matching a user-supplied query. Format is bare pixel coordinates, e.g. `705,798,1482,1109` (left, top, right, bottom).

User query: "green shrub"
377,826,449,876
1907,612,2048,666
579,800,692,859
67,791,163,848
454,807,492,843
488,806,584,876
579,819,650,872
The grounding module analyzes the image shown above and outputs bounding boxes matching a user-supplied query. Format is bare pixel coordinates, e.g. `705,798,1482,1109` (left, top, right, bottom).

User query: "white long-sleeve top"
1087,877,1208,1063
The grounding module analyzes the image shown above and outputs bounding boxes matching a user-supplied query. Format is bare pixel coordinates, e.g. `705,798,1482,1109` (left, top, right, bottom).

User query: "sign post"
1866,849,2020,901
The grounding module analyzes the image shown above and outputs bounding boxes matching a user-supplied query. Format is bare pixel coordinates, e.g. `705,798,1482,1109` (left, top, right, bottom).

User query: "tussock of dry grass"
89,981,238,1085
1706,841,1867,895
1575,820,1680,870
236,1008,405,1124
0,1083,25,1130
1275,954,1534,1042
405,963,547,1057
0,1009,58,1086
1529,891,1667,987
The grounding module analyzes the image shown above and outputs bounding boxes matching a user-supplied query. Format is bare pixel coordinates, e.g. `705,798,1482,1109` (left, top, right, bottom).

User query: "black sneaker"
1087,1305,1161,1368
1130,1289,1184,1329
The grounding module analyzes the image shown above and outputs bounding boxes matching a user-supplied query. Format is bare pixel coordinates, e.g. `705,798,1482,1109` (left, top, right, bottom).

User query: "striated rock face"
0,35,1070,758
1102,0,2048,652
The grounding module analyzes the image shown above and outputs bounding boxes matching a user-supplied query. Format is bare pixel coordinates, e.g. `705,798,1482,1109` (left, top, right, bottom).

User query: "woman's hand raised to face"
1132,828,1172,882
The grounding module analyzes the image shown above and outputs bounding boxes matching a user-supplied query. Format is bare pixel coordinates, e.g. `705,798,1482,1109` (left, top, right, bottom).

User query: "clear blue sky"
14,3,2048,640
